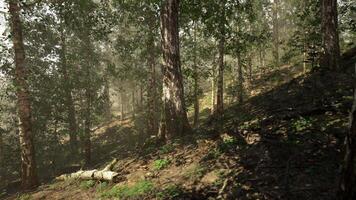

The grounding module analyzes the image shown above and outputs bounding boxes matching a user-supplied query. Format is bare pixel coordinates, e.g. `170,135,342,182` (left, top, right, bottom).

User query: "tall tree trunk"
338,64,356,200
9,0,39,190
211,67,216,114
321,0,340,70
120,91,125,121
60,21,78,154
272,0,280,68
103,68,111,121
147,16,158,135
159,0,191,140
83,35,92,166
193,21,199,127
216,1,226,116
0,128,3,180
237,53,244,103
131,88,135,119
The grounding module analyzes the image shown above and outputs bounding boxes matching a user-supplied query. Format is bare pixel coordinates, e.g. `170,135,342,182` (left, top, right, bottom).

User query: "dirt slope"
4,66,353,200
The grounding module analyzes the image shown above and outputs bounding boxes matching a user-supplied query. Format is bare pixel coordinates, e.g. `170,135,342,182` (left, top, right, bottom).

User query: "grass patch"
157,185,182,199
159,143,175,154
100,180,154,199
153,159,171,170
16,194,31,200
184,164,206,180
79,180,96,189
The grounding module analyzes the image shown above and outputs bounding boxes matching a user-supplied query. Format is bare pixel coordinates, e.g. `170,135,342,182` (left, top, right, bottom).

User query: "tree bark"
159,0,191,140
83,35,92,166
237,53,244,103
9,0,39,190
193,21,199,127
211,67,216,114
216,1,226,116
338,64,356,199
120,90,125,121
103,68,111,121
131,88,135,119
272,0,280,68
321,0,340,70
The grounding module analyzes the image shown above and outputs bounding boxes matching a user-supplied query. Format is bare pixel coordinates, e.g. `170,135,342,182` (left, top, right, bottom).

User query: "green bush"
79,180,96,189
153,159,171,170
292,117,313,132
100,180,154,199
159,144,175,154
157,185,182,199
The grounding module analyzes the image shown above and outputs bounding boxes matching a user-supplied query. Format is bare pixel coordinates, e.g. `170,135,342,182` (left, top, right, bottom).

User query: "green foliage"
80,180,96,190
184,164,206,180
153,159,171,170
292,117,313,132
159,143,175,154
100,180,154,199
218,135,242,152
96,182,109,193
16,194,32,200
157,185,182,199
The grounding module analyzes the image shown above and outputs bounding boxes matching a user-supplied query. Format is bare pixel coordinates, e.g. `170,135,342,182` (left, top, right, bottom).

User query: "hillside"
3,64,353,200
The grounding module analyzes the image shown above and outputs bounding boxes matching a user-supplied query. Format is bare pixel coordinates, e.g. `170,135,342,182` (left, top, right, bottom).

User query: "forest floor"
4,64,354,200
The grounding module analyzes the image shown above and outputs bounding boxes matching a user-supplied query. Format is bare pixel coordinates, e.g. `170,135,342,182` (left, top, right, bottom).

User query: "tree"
159,0,191,140
8,0,39,190
320,0,340,70
58,7,78,154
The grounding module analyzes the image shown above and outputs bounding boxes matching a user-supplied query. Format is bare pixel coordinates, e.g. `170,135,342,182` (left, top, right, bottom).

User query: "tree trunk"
193,21,199,127
159,0,191,140
321,0,340,70
216,1,226,116
9,0,39,190
237,53,243,103
338,64,356,199
216,30,225,116
83,35,92,166
211,68,216,114
120,90,125,121
103,69,111,121
131,88,135,119
60,21,78,154
272,0,280,68
147,16,158,135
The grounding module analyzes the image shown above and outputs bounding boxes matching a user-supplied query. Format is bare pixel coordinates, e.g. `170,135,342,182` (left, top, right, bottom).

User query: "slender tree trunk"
83,35,92,166
159,0,191,140
237,53,244,103
193,21,199,127
131,88,135,119
216,1,226,116
9,0,39,190
211,68,216,114
338,64,356,200
272,0,280,69
103,69,111,121
147,16,158,135
0,129,3,180
60,22,78,154
321,0,340,70
120,90,125,121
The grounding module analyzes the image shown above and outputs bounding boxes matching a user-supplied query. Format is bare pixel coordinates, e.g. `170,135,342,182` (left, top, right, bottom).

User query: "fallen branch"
56,159,121,182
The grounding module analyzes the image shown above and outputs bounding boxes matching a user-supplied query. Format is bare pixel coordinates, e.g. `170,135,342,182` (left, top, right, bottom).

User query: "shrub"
153,159,171,170
100,180,154,199
79,180,96,189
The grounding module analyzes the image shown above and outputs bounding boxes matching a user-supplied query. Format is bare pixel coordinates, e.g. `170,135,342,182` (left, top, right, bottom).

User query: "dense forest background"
0,0,356,199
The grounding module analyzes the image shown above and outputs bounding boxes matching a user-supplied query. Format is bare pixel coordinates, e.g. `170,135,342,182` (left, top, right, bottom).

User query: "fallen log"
56,159,120,182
